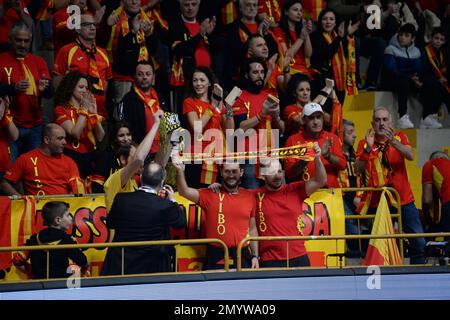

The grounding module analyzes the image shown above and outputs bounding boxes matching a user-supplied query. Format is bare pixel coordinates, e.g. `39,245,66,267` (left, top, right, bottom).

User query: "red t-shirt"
198,187,256,248
283,104,303,137
0,51,51,127
184,21,211,67
253,181,308,261
4,148,84,196
242,22,258,36
422,157,450,205
54,42,113,117
0,0,29,45
285,130,346,187
182,97,224,153
54,105,97,154
272,27,309,75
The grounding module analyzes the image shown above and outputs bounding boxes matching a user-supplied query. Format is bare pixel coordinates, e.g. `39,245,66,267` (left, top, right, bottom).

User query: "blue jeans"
10,125,43,163
401,202,426,264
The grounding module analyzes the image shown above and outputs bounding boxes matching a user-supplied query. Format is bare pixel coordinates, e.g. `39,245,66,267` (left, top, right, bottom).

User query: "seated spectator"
0,123,85,196
309,8,360,104
13,201,89,279
168,0,217,113
54,71,105,178
0,22,53,162
105,0,158,106
0,0,32,52
101,162,186,276
272,0,312,78
182,66,233,188
90,120,133,193
382,23,421,129
419,27,449,129
284,102,346,187
422,151,450,235
118,60,166,159
0,97,18,181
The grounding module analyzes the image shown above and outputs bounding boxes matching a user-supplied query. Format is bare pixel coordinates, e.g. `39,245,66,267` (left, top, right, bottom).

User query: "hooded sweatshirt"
383,33,421,76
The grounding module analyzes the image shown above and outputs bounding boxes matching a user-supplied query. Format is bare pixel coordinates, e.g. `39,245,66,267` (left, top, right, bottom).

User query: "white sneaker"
420,114,443,129
398,114,414,129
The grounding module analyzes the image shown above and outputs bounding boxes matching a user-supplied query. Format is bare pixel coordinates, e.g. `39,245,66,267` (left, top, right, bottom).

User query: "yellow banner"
3,190,345,280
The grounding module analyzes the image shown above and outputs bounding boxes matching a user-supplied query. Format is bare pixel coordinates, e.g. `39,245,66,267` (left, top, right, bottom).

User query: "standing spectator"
310,8,360,104
0,22,53,162
422,151,450,234
0,97,18,181
382,23,421,129
419,27,449,129
354,107,426,264
284,102,346,186
182,66,233,188
255,145,326,268
272,0,312,78
0,0,32,52
168,0,216,114
54,71,105,179
338,119,363,238
12,201,89,279
106,0,158,106
54,13,112,120
0,123,85,196
233,57,284,189
175,160,259,270
118,61,165,159
381,1,418,43
101,162,186,275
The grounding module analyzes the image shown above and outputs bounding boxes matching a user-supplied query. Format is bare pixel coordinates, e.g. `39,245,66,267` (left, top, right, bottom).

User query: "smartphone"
224,86,242,106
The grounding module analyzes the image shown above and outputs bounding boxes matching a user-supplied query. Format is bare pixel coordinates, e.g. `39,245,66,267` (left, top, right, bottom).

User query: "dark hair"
141,162,166,188
279,0,303,45
240,57,268,80
244,33,265,56
317,8,339,33
135,60,155,73
184,66,217,101
109,120,133,151
42,201,69,227
286,73,311,104
54,71,92,106
114,143,137,161
398,23,416,37
343,119,355,128
431,26,446,38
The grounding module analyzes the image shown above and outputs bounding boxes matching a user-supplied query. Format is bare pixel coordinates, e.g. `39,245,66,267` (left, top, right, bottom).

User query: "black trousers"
203,245,252,270
420,79,450,118
260,254,311,268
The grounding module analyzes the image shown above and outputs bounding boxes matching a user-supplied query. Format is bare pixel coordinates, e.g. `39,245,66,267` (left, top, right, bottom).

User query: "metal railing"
236,232,450,271
0,238,229,279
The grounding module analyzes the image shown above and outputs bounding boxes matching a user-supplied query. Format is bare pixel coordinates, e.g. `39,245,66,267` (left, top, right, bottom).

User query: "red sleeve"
197,188,209,209
53,46,69,76
422,160,433,185
286,181,307,202
182,98,197,115
356,139,369,161
4,155,26,184
67,158,85,194
397,132,411,147
54,106,71,125
330,133,347,170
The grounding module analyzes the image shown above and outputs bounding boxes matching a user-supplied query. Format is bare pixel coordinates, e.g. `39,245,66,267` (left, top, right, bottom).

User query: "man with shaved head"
254,142,326,268
101,161,186,275
0,123,85,196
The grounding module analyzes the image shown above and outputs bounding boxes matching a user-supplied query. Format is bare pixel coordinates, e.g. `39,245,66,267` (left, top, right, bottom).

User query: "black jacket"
101,190,186,275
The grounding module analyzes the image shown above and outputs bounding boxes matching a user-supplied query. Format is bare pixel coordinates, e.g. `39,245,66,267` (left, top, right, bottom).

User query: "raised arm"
305,142,327,196
173,161,200,204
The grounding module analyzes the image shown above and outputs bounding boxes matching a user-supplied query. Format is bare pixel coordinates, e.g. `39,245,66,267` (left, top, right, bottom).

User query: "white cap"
302,102,323,117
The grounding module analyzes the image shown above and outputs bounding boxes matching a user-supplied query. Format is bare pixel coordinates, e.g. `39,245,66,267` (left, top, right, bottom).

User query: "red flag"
363,191,402,266
0,197,12,270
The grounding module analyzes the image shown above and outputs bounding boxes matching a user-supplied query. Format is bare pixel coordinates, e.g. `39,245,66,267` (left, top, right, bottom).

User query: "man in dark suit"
101,162,186,276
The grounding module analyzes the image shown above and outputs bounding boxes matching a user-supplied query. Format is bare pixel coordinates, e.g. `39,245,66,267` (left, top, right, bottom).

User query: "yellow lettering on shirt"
4,67,12,85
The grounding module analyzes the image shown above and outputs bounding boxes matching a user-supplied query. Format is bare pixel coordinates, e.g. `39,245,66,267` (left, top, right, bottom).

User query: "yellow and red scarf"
133,85,159,113
425,44,450,93
75,38,104,95
221,1,237,26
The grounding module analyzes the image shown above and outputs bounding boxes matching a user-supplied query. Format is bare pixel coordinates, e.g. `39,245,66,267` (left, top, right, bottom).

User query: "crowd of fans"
0,0,449,277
